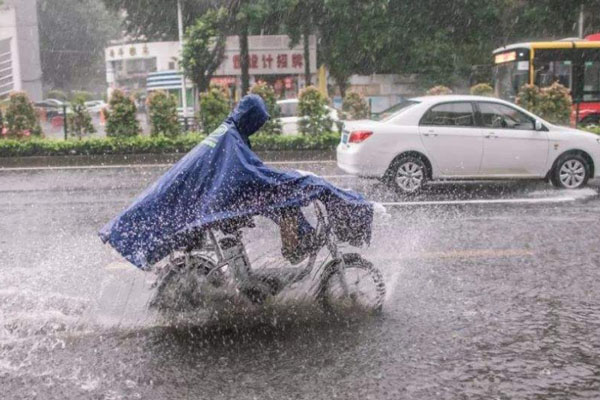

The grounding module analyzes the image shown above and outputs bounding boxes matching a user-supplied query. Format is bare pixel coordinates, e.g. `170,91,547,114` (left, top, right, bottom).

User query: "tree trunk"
240,22,250,96
336,76,348,99
303,27,311,86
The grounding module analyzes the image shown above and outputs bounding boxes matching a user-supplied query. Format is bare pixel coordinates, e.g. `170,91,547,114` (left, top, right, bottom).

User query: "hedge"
0,132,341,158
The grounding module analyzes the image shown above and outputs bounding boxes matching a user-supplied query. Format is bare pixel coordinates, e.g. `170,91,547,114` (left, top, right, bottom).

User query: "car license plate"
342,132,349,144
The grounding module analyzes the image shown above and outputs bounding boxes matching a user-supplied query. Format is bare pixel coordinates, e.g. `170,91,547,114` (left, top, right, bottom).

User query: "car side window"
478,102,535,130
420,102,475,127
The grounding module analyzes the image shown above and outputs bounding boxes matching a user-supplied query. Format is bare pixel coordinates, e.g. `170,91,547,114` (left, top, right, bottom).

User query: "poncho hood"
225,94,270,145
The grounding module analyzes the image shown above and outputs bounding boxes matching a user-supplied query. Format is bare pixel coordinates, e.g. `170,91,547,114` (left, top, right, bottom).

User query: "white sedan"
337,95,600,194
277,99,340,135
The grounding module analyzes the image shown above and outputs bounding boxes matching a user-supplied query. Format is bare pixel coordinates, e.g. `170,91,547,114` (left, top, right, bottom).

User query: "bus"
493,34,600,126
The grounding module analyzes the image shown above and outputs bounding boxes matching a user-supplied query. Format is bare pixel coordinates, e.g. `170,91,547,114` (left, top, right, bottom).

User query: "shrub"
426,85,453,96
470,83,494,97
517,83,572,125
199,85,229,134
105,89,140,137
516,84,541,113
68,98,95,139
342,92,369,120
147,90,180,137
0,132,341,157
298,86,332,136
5,91,42,138
538,82,572,125
250,82,282,135
47,89,67,101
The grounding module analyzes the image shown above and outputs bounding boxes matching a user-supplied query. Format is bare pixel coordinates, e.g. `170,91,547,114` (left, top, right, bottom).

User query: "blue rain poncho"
99,95,373,269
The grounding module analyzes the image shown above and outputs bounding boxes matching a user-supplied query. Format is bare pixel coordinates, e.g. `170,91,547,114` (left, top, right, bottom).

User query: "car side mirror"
535,120,543,131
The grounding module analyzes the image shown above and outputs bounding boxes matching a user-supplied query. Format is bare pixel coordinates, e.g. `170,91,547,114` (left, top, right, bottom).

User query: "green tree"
102,0,219,40
39,0,121,90
68,98,96,140
105,89,140,137
5,92,42,138
250,82,282,135
182,8,228,94
147,91,180,137
298,86,331,136
199,85,230,134
342,92,369,120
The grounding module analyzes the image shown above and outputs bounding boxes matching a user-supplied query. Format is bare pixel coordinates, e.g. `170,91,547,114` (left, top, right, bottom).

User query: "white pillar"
177,0,188,119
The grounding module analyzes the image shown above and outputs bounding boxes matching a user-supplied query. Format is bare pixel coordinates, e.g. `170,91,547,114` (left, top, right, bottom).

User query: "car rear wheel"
389,156,427,195
551,154,590,189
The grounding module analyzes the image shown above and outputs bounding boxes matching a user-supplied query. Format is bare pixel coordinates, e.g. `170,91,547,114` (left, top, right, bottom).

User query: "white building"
105,35,317,106
0,0,42,101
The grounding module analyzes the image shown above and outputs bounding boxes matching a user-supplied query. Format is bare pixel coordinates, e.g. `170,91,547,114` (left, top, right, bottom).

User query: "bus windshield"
494,61,529,102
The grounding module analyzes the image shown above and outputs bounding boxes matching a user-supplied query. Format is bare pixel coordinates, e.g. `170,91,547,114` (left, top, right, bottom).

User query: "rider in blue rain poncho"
99,94,373,269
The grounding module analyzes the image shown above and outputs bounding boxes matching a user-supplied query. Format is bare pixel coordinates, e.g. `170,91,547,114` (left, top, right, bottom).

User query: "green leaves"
181,8,228,94
147,91,180,138
5,92,42,138
0,132,341,157
105,89,141,138
298,86,332,136
199,86,230,135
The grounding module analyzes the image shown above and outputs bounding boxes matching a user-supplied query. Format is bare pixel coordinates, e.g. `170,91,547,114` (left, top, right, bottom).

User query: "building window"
169,61,176,70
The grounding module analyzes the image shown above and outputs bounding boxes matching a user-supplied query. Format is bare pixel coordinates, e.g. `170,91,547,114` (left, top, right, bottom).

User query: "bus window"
534,61,572,90
584,61,600,101
494,61,528,101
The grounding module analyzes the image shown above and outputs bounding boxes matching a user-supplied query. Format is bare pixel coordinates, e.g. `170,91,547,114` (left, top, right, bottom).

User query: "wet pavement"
1,161,600,399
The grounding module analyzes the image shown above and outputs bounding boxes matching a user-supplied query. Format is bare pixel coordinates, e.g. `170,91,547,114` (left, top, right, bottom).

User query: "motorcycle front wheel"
318,253,385,314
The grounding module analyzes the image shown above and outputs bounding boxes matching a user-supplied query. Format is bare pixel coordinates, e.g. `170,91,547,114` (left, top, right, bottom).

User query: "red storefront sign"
232,53,304,72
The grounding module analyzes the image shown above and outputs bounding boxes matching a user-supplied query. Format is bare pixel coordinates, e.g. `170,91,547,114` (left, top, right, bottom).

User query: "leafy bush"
538,82,572,125
105,89,140,137
68,98,95,139
4,92,42,138
342,91,369,120
516,84,540,112
47,89,67,101
470,83,494,97
583,125,600,135
199,85,230,134
250,82,282,135
298,86,332,136
147,90,180,137
0,132,340,157
517,83,572,125
426,85,453,96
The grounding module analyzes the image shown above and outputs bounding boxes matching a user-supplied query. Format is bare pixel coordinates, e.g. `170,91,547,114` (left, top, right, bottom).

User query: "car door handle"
423,131,438,137
485,132,497,138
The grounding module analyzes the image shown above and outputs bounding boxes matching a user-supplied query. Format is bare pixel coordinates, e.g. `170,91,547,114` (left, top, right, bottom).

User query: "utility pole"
579,4,585,39
177,0,188,130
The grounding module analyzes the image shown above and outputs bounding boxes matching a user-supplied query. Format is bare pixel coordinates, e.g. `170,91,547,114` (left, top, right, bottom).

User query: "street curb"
0,150,336,168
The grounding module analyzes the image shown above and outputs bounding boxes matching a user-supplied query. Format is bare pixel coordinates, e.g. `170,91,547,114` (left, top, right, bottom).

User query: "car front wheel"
551,154,590,189
389,156,427,194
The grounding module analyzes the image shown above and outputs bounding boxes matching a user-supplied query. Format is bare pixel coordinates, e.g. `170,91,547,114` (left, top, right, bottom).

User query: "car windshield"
378,100,420,122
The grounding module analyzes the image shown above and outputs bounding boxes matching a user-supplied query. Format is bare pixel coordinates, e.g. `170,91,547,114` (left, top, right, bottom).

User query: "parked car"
277,99,341,135
35,98,69,119
337,95,600,194
84,100,107,115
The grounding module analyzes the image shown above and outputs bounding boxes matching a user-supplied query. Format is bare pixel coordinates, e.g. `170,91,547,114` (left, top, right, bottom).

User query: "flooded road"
1,162,599,399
